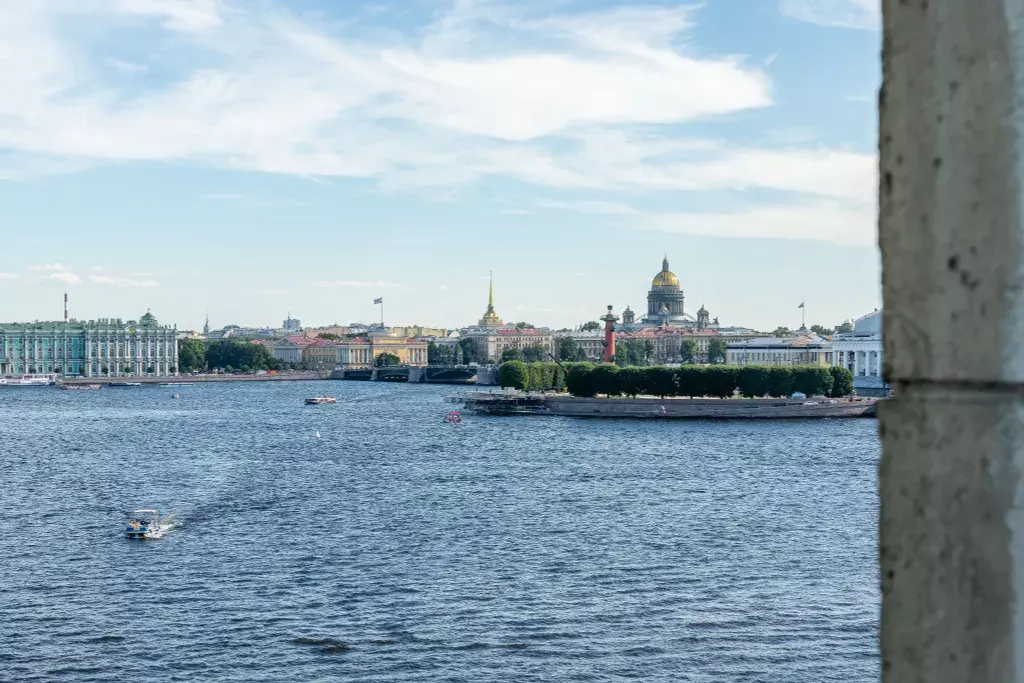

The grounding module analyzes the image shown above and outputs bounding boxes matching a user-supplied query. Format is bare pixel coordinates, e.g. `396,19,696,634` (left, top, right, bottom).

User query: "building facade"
725,335,834,367
0,312,179,378
616,327,725,364
554,330,606,361
829,309,887,396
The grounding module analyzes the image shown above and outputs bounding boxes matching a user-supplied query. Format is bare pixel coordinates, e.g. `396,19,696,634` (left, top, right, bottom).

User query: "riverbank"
60,372,329,385
459,392,878,419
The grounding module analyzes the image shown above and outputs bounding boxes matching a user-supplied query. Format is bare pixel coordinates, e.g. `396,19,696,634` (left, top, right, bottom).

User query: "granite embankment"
62,372,328,385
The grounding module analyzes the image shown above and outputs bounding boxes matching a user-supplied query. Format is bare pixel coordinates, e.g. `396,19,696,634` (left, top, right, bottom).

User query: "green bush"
566,362,597,397
645,366,678,397
618,366,647,397
705,366,739,398
792,367,835,397
499,360,528,390
767,367,794,398
737,366,771,398
828,366,854,397
674,366,706,398
590,364,621,396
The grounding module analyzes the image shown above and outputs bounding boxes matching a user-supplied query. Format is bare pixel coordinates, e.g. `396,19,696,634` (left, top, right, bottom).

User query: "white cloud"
536,199,639,215
0,273,19,280
0,1,877,248
50,272,82,285
28,263,67,271
89,275,159,287
315,280,401,288
638,200,877,247
91,265,106,271
779,0,879,30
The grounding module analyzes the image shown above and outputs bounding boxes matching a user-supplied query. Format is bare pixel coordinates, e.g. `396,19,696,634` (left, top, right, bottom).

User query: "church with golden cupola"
619,255,715,330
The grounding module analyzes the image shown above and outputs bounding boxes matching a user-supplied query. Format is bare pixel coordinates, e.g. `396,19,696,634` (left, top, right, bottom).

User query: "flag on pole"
798,302,805,309
373,297,383,305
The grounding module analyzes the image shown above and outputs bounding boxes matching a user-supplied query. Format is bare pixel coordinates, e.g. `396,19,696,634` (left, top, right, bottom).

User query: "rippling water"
0,381,880,682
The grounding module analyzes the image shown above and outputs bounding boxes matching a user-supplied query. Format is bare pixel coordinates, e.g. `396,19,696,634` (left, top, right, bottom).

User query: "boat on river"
2,373,58,387
125,509,172,539
304,397,337,405
60,384,102,391
109,382,143,387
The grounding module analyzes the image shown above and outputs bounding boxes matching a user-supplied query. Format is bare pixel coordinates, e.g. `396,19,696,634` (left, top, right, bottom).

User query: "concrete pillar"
879,0,1024,680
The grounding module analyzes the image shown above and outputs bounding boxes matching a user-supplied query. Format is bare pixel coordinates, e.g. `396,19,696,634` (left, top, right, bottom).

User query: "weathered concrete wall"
879,0,1024,680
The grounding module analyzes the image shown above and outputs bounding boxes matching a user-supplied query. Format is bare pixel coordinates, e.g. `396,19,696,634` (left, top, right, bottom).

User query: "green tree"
427,341,455,365
178,338,207,373
590,364,621,396
737,366,770,398
675,366,707,398
499,360,529,390
705,366,739,398
618,366,647,397
792,367,835,397
206,340,279,372
513,322,535,330
706,339,727,364
645,366,678,398
521,345,546,362
772,326,792,337
834,321,854,334
374,352,401,367
828,366,855,397
458,338,478,364
767,367,794,397
642,339,655,364
614,343,629,366
566,363,597,397
626,340,646,366
500,348,523,363
317,333,341,340
809,324,834,336
679,339,698,364
557,337,587,362
580,321,602,332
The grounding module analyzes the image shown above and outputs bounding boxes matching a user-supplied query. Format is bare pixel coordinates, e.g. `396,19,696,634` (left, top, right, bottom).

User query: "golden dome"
651,255,680,288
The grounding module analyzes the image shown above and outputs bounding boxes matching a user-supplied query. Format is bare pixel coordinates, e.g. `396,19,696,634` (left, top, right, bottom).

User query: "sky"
0,0,881,332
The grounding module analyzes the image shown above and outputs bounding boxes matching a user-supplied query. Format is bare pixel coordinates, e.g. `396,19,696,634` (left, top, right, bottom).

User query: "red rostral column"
601,305,619,363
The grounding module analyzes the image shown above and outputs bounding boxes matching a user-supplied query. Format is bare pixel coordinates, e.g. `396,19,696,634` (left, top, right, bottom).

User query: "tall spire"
488,271,494,307
479,270,502,328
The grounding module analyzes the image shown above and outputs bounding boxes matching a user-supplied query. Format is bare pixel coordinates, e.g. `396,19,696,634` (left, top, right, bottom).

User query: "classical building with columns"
0,311,179,378
830,309,887,396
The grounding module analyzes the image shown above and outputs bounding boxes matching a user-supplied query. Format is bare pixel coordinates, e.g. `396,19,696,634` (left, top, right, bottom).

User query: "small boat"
109,382,143,387
60,384,102,391
444,410,463,424
125,509,171,539
304,397,337,405
159,382,193,386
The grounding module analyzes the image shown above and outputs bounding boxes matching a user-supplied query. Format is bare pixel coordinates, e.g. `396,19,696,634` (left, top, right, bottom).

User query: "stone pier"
879,0,1024,680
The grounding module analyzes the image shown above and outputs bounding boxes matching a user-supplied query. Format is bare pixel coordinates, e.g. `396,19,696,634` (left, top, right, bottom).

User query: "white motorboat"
3,373,57,387
304,397,337,405
125,509,172,539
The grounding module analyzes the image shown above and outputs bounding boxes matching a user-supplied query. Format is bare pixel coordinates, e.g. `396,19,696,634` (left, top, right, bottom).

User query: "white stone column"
880,0,1024,680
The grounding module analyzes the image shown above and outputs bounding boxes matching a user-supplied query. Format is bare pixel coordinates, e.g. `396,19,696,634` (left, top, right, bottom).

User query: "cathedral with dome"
619,255,719,331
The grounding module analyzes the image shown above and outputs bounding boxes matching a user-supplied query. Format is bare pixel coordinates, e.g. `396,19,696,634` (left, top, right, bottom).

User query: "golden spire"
479,270,503,327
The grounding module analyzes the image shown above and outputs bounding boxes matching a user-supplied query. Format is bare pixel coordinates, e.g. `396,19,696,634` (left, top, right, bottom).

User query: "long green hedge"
562,363,854,398
499,361,570,391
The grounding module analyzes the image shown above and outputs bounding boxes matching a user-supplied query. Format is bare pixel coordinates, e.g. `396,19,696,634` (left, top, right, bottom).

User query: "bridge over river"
328,364,499,385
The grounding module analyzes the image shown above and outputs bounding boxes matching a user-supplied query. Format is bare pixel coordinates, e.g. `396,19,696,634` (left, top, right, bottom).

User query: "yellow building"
334,336,428,368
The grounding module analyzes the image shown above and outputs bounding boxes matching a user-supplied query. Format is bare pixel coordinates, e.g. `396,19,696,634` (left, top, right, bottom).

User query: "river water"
0,381,880,682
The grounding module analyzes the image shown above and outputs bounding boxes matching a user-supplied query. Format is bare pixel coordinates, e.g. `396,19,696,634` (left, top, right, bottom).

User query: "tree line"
499,361,854,398
178,338,281,373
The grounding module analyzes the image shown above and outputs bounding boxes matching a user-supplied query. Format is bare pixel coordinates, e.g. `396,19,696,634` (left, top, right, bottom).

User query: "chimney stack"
64,293,68,322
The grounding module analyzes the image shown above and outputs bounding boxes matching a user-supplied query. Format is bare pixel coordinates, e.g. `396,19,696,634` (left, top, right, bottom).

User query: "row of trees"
497,361,855,398
772,322,854,337
564,363,853,399
499,361,569,392
178,338,281,373
426,339,481,365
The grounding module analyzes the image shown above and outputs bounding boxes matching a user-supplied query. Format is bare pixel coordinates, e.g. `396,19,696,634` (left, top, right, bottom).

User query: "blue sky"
0,0,881,332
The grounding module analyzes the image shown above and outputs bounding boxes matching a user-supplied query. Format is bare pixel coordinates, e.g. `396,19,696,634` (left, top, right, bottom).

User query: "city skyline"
0,0,881,331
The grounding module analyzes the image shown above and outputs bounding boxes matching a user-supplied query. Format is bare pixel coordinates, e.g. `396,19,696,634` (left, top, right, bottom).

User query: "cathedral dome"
651,256,680,288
